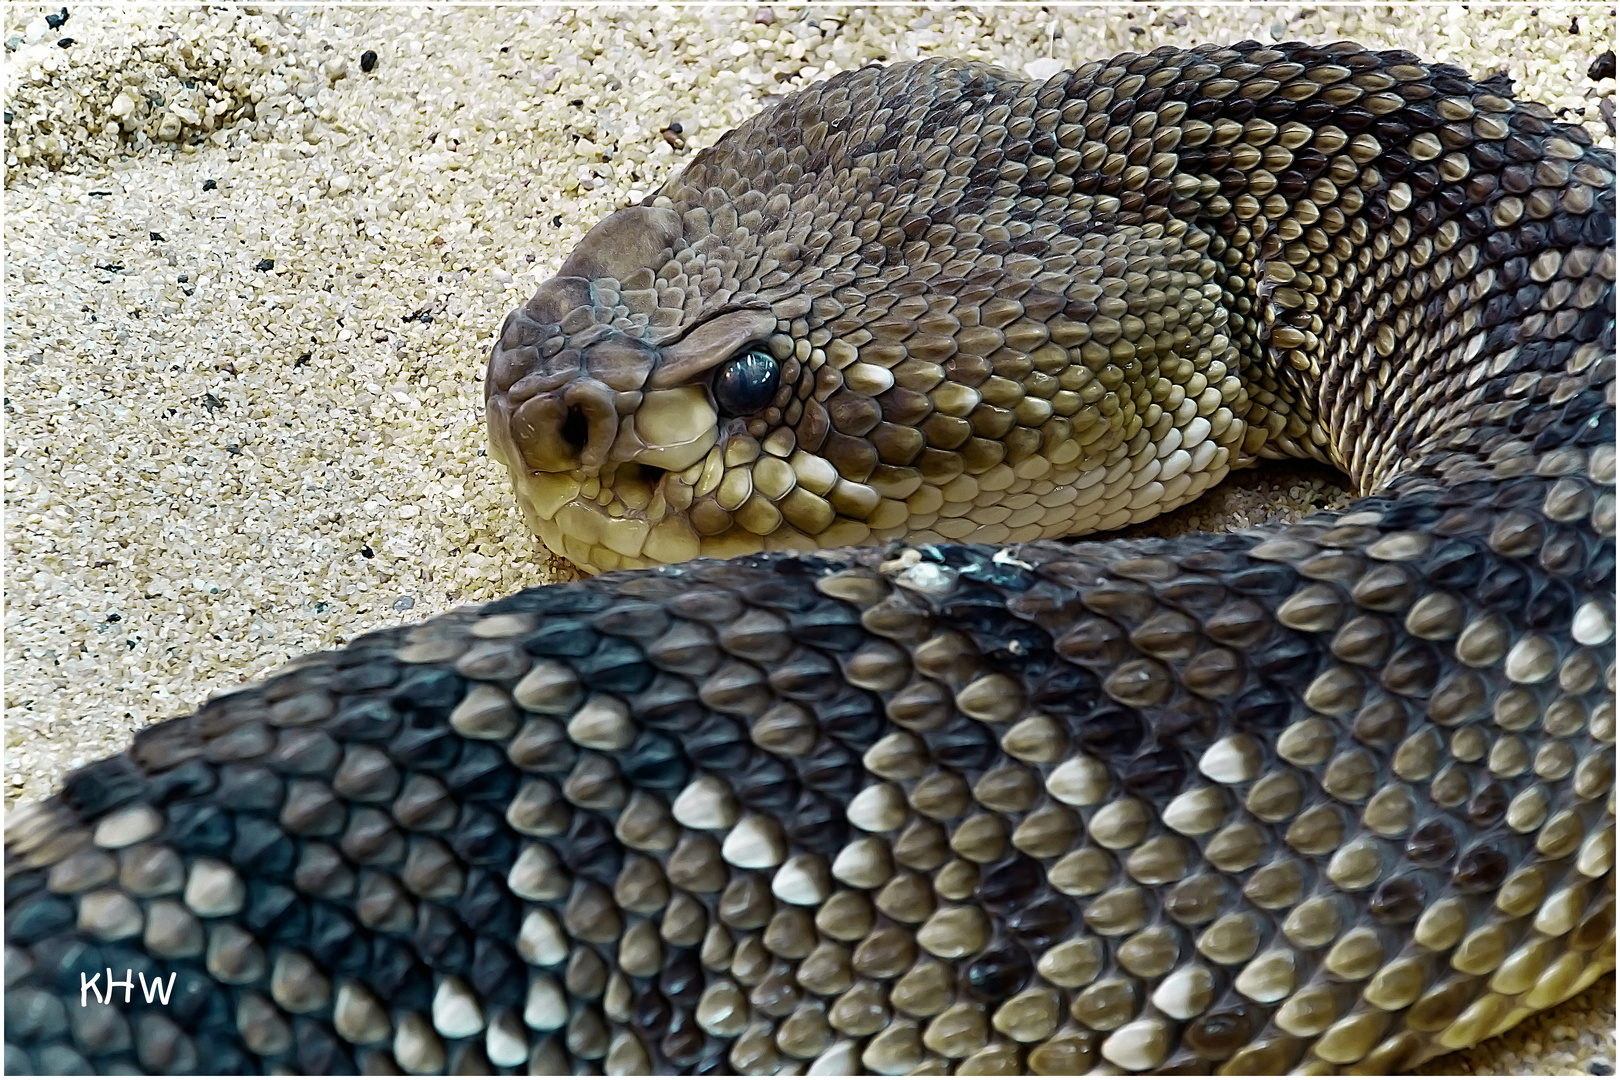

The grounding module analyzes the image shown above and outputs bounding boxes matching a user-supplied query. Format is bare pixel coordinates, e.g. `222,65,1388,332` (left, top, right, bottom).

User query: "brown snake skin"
6,40,1615,1075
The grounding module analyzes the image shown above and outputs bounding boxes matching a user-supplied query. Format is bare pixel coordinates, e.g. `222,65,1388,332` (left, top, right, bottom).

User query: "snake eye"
713,348,781,417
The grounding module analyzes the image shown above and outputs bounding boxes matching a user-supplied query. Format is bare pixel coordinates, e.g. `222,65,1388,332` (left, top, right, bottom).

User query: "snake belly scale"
6,39,1615,1076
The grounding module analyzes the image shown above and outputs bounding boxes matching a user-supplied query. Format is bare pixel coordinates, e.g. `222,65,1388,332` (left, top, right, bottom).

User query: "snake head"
487,199,844,572
487,58,1266,573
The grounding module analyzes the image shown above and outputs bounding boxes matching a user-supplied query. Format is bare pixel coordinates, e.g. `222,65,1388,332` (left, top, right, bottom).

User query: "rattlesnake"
6,40,1614,1075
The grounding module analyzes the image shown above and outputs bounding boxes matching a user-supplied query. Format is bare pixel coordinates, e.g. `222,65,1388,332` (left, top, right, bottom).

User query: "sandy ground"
4,3,1614,1073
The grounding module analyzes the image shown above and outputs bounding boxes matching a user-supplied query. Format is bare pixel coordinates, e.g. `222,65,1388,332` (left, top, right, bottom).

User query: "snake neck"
1156,41,1617,491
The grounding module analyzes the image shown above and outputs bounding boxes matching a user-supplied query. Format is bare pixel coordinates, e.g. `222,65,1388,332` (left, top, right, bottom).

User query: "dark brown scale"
1572,897,1615,950
1466,780,1511,827
1253,634,1324,690
1452,844,1511,892
977,855,1044,911
634,986,673,1036
1381,641,1443,696
784,791,848,855
1406,819,1460,866
1183,1003,1260,1059
1072,705,1146,756
1352,697,1409,746
733,753,800,813
1368,874,1429,923
1005,896,1075,950
795,740,861,796
1121,745,1190,796
661,1019,706,1068
924,716,998,771
963,943,1033,1001
1527,578,1577,628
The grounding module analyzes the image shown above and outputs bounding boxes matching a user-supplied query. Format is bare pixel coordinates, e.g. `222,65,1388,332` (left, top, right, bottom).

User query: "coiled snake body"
7,41,1614,1075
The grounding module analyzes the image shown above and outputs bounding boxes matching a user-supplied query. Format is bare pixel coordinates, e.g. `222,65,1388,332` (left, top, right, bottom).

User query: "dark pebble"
1589,50,1615,81
360,49,378,73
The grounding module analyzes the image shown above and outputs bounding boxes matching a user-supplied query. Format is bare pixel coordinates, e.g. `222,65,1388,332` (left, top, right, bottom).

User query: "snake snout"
530,381,624,475
559,403,589,451
488,313,662,477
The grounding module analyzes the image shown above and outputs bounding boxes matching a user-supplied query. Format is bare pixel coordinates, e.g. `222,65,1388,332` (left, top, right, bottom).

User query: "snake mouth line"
513,461,813,573
512,433,1244,575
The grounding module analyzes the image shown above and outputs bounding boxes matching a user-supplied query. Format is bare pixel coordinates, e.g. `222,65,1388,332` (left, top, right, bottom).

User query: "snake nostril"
560,406,589,450
637,464,667,487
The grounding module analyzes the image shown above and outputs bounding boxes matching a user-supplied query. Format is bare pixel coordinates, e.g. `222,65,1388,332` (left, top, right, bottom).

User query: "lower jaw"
517,482,799,574
510,459,1238,573
513,471,906,574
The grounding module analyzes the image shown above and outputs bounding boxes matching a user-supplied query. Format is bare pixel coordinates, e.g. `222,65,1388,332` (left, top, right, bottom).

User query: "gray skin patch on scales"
7,39,1618,1077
